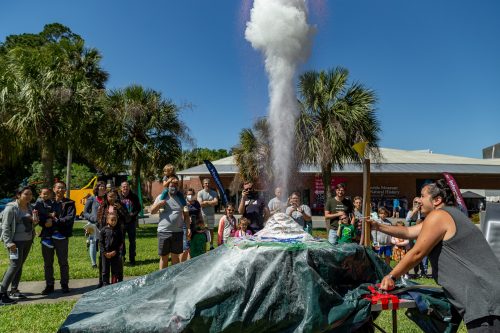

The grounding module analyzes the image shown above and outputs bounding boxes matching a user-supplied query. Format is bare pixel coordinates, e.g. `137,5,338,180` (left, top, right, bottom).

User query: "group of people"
322,183,430,275
2,174,500,330
82,180,141,287
0,182,75,305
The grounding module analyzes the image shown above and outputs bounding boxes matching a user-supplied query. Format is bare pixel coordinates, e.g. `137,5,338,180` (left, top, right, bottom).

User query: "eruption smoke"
245,0,314,194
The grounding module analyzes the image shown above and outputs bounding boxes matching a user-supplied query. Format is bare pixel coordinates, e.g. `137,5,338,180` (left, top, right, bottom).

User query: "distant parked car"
0,198,13,214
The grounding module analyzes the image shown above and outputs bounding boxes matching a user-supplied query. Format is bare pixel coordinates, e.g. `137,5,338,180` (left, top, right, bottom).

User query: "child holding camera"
337,212,355,244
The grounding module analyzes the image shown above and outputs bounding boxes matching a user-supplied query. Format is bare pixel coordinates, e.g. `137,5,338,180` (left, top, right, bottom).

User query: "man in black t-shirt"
324,183,353,244
118,181,141,265
237,181,270,233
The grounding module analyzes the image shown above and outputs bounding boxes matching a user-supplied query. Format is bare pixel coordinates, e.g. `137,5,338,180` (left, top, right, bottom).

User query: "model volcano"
59,214,409,332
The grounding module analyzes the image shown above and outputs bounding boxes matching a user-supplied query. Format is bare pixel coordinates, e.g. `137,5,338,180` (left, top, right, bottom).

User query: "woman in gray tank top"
369,179,500,331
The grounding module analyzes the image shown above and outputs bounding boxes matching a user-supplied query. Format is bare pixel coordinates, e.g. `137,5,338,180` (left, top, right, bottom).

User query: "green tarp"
59,214,459,332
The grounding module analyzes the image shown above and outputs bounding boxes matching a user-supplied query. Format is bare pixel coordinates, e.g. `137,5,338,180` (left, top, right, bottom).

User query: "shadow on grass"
135,226,158,239
18,284,97,303
125,258,158,266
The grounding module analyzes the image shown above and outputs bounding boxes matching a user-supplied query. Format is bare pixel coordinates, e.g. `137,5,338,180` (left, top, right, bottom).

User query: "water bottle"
9,248,19,260
32,209,39,224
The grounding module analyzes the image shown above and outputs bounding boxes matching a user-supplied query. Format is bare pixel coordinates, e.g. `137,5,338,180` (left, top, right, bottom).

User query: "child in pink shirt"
217,204,237,245
234,217,253,237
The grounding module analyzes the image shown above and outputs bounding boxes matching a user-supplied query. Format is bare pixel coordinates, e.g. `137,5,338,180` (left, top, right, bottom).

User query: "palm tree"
232,117,273,187
0,25,108,187
104,85,192,189
297,67,381,199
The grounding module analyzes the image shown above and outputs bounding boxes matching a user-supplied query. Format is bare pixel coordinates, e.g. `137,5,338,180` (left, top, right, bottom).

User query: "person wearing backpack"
0,186,38,305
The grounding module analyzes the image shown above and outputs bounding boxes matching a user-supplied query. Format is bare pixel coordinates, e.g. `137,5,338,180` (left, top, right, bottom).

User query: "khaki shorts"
203,215,215,230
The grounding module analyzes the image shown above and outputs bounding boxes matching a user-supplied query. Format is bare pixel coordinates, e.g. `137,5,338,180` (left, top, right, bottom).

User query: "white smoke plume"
245,0,315,194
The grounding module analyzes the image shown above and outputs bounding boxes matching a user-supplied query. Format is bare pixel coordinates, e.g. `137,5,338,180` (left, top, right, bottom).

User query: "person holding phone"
238,181,269,233
1,186,37,304
286,192,312,234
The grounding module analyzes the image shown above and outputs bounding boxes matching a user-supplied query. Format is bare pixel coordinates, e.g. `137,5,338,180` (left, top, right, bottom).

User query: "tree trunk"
131,150,141,192
66,147,72,198
322,162,332,200
40,143,55,188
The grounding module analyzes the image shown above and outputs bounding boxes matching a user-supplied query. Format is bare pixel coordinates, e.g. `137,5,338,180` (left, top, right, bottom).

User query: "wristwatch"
388,274,397,282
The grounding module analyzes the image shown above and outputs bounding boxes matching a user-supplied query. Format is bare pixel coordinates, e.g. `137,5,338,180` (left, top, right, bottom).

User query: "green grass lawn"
0,301,76,333
0,222,173,281
0,225,466,332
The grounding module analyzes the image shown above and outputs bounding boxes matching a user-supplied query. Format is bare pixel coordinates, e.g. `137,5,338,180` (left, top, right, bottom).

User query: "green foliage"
297,67,381,198
0,23,108,187
232,117,274,185
95,85,192,185
28,161,63,190
176,148,230,170
28,161,95,191
67,163,96,189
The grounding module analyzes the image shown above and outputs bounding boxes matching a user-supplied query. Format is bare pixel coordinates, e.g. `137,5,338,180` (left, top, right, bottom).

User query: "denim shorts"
375,245,392,257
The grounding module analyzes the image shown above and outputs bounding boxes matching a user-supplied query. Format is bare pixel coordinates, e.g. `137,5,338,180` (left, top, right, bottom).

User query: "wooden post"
361,158,371,246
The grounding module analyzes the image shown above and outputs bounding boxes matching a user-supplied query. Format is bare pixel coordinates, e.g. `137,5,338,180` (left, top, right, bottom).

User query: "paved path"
15,276,139,305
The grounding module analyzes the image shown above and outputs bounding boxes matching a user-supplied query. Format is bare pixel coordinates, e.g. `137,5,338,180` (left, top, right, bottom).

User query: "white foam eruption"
245,0,314,194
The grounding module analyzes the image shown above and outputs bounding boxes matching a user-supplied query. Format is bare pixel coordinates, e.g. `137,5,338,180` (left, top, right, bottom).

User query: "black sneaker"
0,292,17,305
41,285,54,295
9,289,27,300
61,285,70,294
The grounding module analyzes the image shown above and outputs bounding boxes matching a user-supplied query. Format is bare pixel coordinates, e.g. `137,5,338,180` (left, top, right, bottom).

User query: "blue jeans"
414,256,428,275
328,229,338,245
88,235,97,266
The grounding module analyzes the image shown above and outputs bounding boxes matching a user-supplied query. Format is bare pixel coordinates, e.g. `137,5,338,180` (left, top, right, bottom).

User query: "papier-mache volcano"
58,213,455,333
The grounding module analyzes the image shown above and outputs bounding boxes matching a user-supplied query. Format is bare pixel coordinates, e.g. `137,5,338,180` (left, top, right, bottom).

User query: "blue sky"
2,0,499,158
